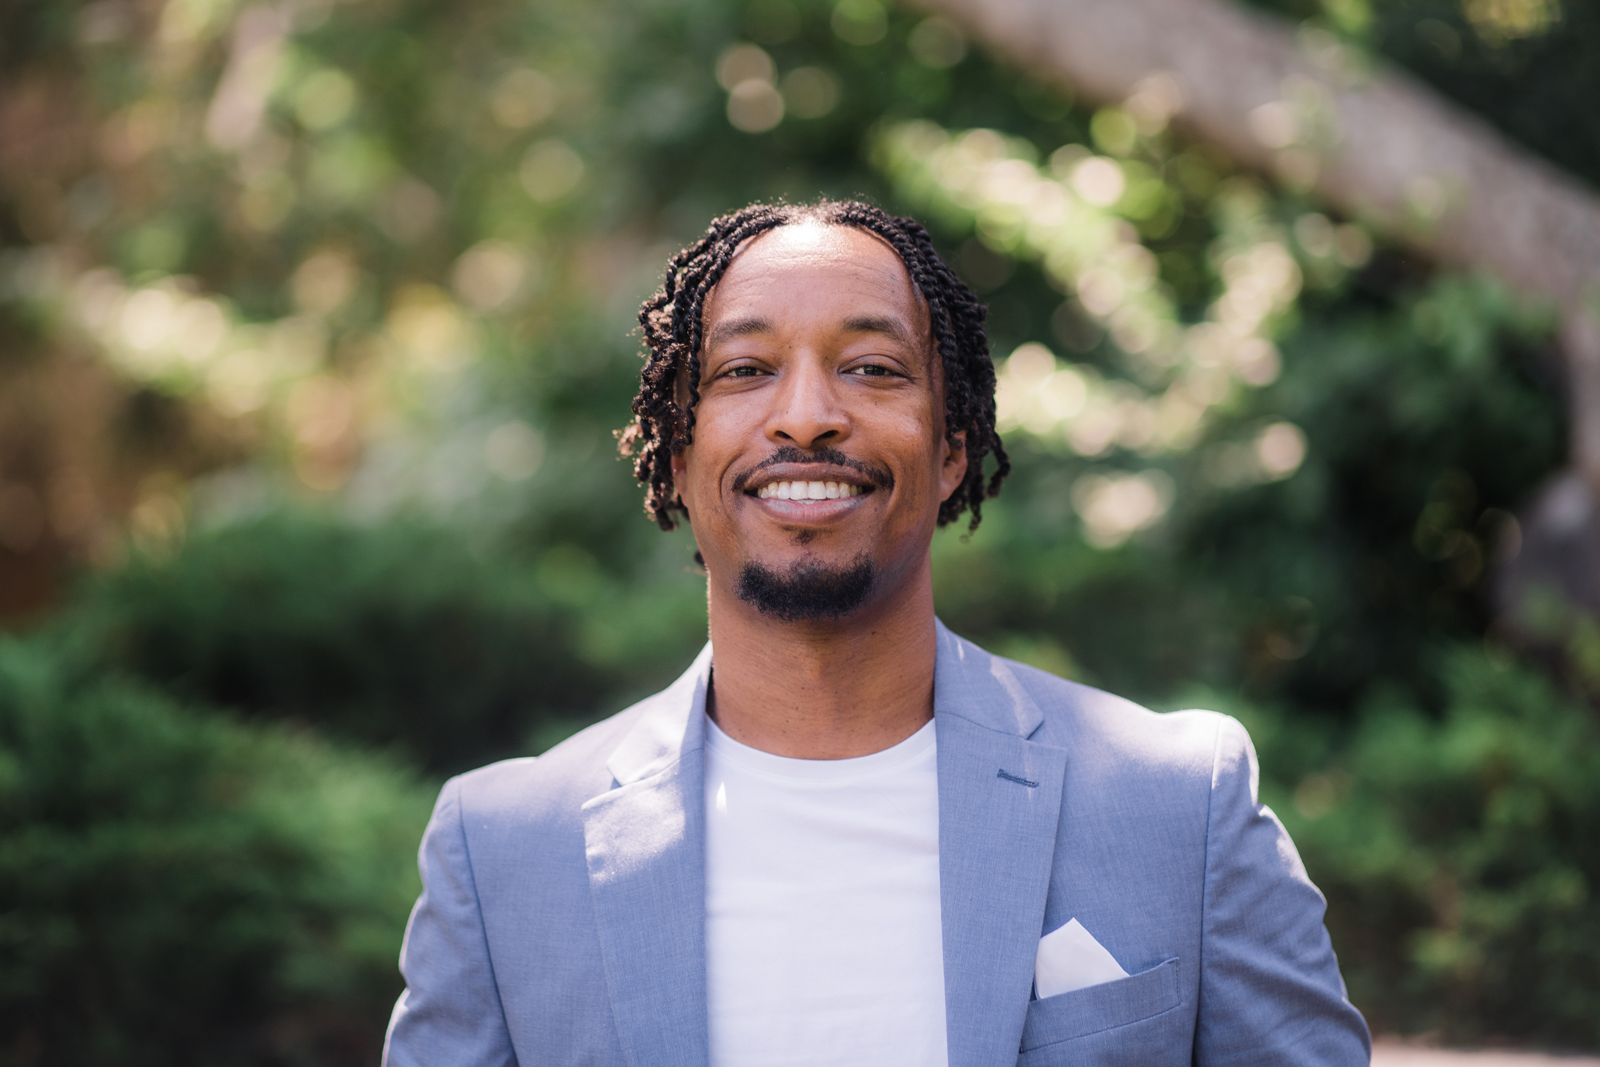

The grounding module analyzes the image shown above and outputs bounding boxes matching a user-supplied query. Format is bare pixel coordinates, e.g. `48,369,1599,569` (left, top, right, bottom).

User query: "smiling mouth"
754,480,869,501
732,446,892,508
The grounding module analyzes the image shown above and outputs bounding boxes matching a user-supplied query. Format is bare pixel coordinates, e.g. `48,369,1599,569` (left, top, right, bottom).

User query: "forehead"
702,222,928,337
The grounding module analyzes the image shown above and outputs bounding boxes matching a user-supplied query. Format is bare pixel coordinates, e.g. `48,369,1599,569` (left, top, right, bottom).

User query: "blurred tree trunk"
909,0,1600,601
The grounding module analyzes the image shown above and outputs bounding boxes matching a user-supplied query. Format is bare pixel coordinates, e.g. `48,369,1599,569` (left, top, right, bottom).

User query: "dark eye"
725,365,766,378
849,364,898,377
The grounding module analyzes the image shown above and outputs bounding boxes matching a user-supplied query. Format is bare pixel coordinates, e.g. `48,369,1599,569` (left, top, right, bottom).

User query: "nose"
767,355,849,450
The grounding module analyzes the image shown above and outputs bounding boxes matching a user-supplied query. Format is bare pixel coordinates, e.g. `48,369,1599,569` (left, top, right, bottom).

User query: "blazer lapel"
934,622,1069,1067
583,645,713,1067
581,629,1067,1067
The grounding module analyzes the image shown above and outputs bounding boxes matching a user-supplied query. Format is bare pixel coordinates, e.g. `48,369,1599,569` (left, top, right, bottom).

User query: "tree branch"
907,0,1600,481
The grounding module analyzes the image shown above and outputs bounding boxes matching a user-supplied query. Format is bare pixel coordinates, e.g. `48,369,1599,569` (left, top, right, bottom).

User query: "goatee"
735,554,876,622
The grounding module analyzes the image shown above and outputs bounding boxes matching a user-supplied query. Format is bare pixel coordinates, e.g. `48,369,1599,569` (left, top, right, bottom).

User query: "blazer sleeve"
383,776,518,1067
1194,716,1371,1067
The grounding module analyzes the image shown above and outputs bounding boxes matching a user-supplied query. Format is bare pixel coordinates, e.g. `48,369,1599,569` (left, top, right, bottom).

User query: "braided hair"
618,199,1009,532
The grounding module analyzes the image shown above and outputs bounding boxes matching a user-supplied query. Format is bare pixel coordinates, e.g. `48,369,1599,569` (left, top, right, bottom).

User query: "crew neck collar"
704,714,936,781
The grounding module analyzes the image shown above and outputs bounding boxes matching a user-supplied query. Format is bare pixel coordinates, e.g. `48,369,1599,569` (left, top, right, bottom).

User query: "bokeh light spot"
717,44,775,91
291,249,359,317
520,140,585,202
452,241,529,313
293,69,357,131
727,81,784,133
1089,108,1137,157
485,421,544,481
831,0,887,46
491,68,558,129
908,16,967,68
1070,157,1125,207
1257,422,1307,478
1072,470,1174,548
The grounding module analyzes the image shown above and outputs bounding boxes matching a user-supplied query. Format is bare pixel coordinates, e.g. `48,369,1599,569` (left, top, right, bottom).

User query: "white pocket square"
1035,918,1130,999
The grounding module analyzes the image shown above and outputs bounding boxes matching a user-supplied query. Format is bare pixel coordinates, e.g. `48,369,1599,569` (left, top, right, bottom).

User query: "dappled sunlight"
877,120,1315,455
879,116,1334,545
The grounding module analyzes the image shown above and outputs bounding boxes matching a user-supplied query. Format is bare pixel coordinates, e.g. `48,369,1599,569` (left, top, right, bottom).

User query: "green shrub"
0,637,433,1066
1263,649,1600,1049
58,513,706,775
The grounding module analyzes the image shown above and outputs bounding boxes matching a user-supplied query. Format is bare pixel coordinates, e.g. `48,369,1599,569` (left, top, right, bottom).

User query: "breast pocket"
1019,956,1181,1055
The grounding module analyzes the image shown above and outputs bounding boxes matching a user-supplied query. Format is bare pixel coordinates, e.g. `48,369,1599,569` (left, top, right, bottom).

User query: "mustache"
730,446,894,494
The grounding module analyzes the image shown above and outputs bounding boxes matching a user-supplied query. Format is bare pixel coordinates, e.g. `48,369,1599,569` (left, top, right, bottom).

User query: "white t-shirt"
703,714,948,1067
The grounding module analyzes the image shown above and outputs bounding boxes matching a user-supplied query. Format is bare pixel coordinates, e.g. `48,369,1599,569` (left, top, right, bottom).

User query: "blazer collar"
602,620,1041,783
587,622,1064,1067
605,641,712,786
932,618,1046,739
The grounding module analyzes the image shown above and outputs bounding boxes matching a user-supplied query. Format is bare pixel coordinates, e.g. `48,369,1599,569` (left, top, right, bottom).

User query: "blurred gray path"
1373,1042,1600,1066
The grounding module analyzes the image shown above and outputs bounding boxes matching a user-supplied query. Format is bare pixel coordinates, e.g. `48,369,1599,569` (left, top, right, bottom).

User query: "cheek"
894,401,944,463
878,414,945,498
677,409,740,506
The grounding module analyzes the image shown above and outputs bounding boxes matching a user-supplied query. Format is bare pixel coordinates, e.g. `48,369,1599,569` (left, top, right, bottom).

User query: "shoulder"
979,642,1237,786
443,690,664,831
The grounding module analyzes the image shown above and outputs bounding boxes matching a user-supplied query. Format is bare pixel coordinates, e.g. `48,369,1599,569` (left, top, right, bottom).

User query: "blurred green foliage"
0,635,432,1066
1,0,1596,1057
55,513,706,773
1246,648,1600,1049
1246,0,1600,190
934,275,1563,713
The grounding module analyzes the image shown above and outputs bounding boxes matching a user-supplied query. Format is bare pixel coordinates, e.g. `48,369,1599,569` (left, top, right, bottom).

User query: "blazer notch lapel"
934,620,1046,738
937,702,1068,1067
607,643,712,785
584,644,713,1067
583,754,709,1067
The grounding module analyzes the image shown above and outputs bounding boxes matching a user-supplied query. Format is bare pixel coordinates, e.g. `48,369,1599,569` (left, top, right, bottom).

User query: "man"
383,200,1370,1066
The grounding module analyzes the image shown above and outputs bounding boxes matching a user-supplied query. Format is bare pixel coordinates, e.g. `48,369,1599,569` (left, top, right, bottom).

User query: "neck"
704,556,938,760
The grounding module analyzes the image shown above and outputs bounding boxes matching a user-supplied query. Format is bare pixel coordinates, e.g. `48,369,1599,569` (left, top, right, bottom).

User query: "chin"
732,552,877,623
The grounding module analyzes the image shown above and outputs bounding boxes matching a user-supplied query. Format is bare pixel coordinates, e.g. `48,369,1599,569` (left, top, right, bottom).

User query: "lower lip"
749,493,873,524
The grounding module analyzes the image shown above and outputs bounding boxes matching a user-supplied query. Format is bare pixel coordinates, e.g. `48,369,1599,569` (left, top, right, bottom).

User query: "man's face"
670,222,968,620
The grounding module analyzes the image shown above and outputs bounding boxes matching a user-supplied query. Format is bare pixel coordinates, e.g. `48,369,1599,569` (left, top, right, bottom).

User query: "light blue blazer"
384,621,1370,1066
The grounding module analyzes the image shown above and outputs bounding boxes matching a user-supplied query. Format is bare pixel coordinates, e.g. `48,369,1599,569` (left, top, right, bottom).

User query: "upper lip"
740,464,879,495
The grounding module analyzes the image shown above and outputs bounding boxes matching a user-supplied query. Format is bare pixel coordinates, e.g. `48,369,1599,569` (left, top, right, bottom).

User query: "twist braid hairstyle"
618,199,1009,532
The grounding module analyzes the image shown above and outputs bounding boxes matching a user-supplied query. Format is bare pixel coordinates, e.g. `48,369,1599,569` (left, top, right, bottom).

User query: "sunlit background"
2,0,1598,1060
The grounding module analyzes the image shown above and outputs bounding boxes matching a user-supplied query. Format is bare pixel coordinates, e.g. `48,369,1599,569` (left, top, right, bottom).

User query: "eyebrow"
841,315,912,343
706,316,773,347
706,313,916,349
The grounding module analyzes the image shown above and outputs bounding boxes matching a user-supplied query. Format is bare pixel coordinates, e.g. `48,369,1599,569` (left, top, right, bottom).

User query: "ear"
670,448,688,499
938,430,969,503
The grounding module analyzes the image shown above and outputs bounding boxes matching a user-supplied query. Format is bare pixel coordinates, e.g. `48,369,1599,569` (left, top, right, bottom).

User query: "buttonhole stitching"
997,769,1039,788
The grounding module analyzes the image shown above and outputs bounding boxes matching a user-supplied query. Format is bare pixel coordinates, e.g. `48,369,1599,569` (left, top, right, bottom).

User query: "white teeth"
756,480,865,501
